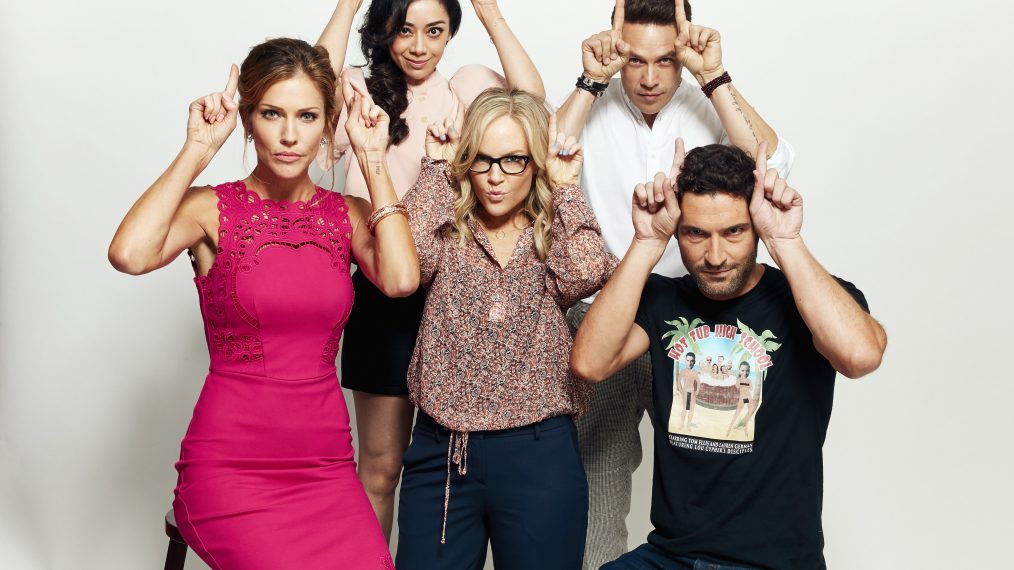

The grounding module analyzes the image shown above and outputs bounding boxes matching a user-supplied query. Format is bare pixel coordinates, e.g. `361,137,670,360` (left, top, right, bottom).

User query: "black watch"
576,75,609,98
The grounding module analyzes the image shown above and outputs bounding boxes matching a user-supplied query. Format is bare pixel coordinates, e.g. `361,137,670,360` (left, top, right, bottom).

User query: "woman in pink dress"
108,38,417,569
316,0,545,539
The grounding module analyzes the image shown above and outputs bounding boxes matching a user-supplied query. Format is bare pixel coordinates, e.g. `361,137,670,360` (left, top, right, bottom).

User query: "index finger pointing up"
612,0,625,31
347,84,364,122
340,72,351,105
452,99,465,132
223,64,239,99
755,141,768,176
752,141,769,207
669,137,685,181
674,0,689,37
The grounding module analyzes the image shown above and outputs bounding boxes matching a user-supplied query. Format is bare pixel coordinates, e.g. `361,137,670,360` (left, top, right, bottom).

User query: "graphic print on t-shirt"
663,318,781,455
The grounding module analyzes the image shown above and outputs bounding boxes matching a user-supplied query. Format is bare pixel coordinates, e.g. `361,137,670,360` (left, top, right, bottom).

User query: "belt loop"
533,420,541,441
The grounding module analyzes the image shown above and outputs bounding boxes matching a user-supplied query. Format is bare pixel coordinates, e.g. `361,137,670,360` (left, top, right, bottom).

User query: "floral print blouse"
403,158,617,432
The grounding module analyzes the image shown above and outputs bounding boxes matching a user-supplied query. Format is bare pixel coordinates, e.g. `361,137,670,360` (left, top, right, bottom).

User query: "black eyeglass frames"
468,154,531,175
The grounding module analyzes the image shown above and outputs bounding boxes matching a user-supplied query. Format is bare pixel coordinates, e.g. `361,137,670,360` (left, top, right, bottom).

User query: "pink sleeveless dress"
172,181,393,569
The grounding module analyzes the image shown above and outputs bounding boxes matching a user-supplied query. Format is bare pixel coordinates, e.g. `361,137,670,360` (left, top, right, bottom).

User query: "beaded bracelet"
366,203,409,234
701,71,732,98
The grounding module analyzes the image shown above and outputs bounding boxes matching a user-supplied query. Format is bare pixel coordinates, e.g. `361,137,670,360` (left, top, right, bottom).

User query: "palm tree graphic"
662,317,705,354
729,319,782,427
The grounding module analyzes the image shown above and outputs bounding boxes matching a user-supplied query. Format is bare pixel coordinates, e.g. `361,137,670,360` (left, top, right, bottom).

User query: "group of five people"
108,0,887,568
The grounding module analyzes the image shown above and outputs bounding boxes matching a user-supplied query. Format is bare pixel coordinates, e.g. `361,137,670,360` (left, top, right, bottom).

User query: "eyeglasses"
468,154,531,175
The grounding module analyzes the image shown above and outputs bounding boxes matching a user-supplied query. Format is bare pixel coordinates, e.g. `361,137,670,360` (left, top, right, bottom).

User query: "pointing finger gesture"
546,113,583,188
674,0,690,45
668,137,686,183
425,99,464,162
343,71,391,155
580,0,630,83
186,64,240,155
749,141,804,242
632,171,680,246
673,0,725,84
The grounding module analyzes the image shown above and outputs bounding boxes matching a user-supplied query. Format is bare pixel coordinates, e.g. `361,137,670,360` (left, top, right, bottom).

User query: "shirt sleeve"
715,129,795,181
544,185,619,308
766,136,796,180
633,274,662,346
449,64,506,107
833,276,870,313
402,158,456,287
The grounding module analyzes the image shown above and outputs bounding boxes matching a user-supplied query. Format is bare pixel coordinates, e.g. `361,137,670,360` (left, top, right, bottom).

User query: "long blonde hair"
449,88,554,260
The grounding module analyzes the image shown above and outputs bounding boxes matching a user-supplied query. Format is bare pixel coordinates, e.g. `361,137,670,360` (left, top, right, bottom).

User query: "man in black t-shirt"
571,141,887,569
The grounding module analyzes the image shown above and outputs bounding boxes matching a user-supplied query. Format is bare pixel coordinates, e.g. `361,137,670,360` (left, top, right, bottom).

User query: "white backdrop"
1,1,1010,568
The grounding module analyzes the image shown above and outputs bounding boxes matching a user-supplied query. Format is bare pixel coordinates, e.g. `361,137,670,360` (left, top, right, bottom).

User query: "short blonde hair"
449,88,554,260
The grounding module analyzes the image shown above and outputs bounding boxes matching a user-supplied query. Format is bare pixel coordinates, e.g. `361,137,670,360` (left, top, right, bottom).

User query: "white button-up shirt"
578,76,796,285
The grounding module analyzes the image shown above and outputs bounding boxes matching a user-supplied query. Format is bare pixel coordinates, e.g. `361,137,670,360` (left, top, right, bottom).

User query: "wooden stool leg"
164,509,188,570
164,538,187,570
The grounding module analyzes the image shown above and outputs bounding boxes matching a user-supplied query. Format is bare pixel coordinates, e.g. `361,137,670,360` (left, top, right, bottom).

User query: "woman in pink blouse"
395,87,615,569
316,0,545,540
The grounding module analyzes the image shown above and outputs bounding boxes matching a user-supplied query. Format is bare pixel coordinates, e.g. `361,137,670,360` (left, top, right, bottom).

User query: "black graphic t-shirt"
634,264,868,569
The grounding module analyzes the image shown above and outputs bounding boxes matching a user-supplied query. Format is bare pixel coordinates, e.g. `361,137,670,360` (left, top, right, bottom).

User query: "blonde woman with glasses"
394,87,615,569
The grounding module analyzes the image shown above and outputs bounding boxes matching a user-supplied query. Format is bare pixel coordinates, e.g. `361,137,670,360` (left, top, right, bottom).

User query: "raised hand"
424,99,464,162
342,71,390,155
545,113,583,189
749,141,803,241
186,64,239,154
667,136,684,184
580,0,630,83
632,138,684,243
673,0,724,84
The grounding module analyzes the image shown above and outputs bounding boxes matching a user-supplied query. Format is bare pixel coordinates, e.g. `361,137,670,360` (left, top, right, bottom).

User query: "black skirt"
340,269,426,395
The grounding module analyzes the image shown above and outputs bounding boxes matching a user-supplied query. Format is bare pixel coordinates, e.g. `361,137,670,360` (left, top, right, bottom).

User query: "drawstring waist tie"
442,431,469,544
414,412,572,544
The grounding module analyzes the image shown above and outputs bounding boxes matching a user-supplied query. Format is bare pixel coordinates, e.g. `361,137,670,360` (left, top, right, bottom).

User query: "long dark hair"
359,0,463,146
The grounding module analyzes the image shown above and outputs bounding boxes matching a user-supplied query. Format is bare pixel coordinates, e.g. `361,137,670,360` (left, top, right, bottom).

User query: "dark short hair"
676,144,755,203
612,0,691,26
687,352,696,360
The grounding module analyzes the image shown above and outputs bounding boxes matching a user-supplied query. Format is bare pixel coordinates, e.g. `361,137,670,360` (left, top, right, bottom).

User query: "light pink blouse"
322,65,506,200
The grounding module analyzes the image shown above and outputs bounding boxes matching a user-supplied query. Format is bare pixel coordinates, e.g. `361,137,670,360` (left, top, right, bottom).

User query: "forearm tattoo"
363,149,386,176
729,87,760,147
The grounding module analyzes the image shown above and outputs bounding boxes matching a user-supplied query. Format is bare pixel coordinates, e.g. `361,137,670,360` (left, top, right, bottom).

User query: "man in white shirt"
557,1,795,567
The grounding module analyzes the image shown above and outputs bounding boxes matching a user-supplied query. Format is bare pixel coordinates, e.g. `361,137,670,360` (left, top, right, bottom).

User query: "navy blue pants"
602,543,764,570
395,412,588,570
